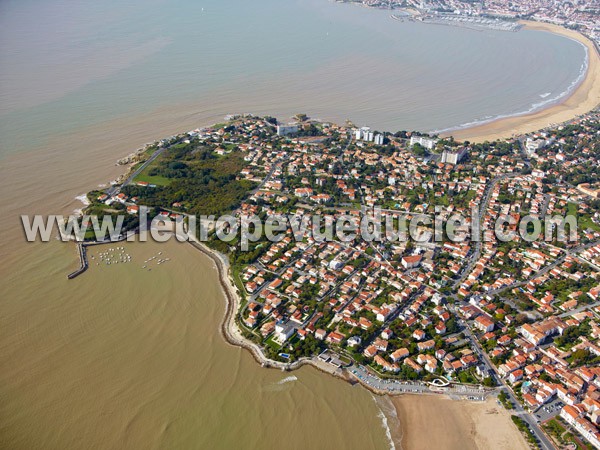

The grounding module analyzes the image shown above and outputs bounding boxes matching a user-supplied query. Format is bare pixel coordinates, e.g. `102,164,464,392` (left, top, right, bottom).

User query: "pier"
67,242,88,279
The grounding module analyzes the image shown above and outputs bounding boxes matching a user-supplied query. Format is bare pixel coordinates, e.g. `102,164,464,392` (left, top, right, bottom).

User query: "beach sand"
446,21,600,143
391,394,530,450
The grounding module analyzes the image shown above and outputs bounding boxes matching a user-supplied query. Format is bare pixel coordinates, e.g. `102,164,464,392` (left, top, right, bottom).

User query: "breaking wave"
372,395,399,450
73,193,91,214
277,375,298,385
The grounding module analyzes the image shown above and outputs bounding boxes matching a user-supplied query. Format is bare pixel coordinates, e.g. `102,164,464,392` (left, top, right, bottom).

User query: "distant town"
82,110,600,449
343,0,600,46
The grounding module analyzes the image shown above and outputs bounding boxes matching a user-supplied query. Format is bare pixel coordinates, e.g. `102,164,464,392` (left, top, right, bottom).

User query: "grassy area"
568,202,600,233
218,233,239,246
464,189,477,202
579,215,600,232
264,335,282,351
132,171,171,187
83,229,97,240
144,145,158,156
231,264,247,302
498,391,514,410
544,418,566,441
124,142,255,217
456,368,478,384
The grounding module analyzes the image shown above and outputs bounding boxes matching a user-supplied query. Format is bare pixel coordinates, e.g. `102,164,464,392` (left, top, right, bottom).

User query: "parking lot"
349,365,490,400
534,398,564,422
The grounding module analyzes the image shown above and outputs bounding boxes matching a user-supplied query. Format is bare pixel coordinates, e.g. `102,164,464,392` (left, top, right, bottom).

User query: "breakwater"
67,243,88,279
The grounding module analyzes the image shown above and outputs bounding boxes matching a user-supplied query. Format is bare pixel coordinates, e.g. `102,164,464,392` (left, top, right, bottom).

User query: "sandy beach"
391,394,530,450
446,21,600,142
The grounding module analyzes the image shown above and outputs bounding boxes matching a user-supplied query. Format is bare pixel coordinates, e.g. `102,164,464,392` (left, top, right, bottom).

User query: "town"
86,112,600,449
345,0,600,46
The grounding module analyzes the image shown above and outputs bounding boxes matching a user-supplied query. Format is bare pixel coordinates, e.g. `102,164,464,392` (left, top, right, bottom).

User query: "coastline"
185,238,397,392
445,20,600,142
185,238,367,382
183,239,500,400
184,238,516,450
59,17,597,439
71,119,505,401
186,239,305,371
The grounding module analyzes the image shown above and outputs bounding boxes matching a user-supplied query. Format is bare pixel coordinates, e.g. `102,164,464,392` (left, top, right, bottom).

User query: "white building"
525,137,548,155
354,127,377,143
374,134,384,145
275,322,295,342
560,405,600,449
410,135,438,150
347,336,361,347
329,259,343,270
354,127,370,141
441,148,468,165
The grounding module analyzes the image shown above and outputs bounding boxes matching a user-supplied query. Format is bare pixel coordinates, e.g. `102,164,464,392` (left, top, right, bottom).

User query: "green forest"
123,140,256,217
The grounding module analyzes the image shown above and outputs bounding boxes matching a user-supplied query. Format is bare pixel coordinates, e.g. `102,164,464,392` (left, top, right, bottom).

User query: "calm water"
0,0,587,155
0,0,588,449
0,240,392,449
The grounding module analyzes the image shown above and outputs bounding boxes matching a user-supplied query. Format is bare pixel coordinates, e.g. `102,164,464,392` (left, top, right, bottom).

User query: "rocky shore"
185,239,409,395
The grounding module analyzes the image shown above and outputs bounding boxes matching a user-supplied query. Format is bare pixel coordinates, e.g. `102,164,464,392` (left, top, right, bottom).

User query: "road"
485,238,600,299
348,363,493,399
106,145,168,196
249,153,288,197
452,172,521,290
540,193,551,219
458,317,556,450
558,299,600,318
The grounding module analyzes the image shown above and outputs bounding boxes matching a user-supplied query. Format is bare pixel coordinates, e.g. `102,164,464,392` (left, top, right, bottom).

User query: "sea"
0,0,588,448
